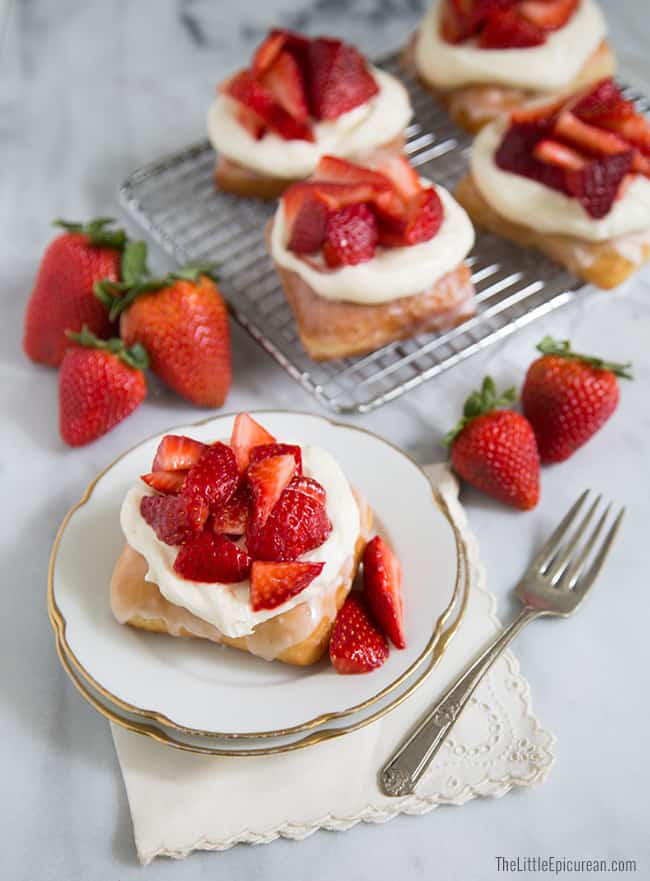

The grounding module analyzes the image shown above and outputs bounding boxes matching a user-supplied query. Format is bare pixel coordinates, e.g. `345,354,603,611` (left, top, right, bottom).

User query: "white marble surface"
1,0,649,877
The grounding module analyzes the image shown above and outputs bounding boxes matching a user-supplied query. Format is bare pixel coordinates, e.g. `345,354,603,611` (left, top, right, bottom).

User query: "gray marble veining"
1,1,649,878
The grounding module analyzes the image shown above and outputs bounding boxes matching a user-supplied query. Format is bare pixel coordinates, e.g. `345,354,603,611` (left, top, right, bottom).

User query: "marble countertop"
2,0,649,878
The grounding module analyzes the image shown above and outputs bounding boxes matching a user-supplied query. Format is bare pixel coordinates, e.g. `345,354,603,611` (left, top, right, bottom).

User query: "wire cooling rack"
119,56,646,413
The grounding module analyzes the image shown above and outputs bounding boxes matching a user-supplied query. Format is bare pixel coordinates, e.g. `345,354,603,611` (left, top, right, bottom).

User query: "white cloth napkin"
111,464,555,864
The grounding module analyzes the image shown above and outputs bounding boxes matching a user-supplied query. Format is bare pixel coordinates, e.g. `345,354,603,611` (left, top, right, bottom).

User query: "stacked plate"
49,411,469,755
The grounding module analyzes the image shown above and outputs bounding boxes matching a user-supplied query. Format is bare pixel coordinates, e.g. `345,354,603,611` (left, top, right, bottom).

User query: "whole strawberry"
59,326,148,447
446,377,540,510
522,336,632,463
24,218,126,366
97,243,231,408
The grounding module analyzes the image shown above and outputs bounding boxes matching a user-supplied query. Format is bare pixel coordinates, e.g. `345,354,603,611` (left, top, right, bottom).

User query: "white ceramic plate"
50,411,460,736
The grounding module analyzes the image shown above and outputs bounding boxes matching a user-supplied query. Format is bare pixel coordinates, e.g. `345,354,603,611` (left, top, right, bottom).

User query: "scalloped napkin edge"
111,463,555,864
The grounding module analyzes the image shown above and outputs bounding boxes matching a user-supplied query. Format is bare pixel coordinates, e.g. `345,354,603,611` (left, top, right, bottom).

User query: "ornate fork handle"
381,606,542,797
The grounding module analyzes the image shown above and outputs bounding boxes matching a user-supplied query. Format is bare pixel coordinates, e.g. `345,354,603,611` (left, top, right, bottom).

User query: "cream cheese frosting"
414,0,606,92
207,68,412,179
471,118,650,241
120,444,360,639
270,179,475,303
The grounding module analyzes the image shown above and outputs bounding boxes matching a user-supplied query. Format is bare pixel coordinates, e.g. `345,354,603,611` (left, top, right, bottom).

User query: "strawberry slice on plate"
249,442,303,475
247,453,296,527
182,442,239,513
307,38,378,120
174,532,252,583
363,536,405,649
140,470,187,495
247,487,332,561
230,412,276,472
249,560,325,611
329,594,389,674
152,435,206,472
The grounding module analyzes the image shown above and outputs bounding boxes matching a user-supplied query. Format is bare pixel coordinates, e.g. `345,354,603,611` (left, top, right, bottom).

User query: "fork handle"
380,607,541,797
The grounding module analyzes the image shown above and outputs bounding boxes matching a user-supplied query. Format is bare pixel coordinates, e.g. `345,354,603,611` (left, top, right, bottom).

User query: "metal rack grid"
119,56,645,413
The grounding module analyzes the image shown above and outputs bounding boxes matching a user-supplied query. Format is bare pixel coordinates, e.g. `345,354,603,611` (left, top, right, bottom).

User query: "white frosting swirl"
207,68,412,179
270,180,475,303
414,0,606,92
120,444,360,639
471,118,650,241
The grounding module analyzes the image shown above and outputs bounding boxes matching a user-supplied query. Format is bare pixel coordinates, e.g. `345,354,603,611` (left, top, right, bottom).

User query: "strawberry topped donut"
455,78,650,287
268,154,476,359
208,29,413,198
111,413,378,667
407,0,615,132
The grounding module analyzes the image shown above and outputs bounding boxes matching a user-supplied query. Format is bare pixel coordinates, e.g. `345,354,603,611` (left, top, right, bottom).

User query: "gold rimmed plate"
49,411,466,740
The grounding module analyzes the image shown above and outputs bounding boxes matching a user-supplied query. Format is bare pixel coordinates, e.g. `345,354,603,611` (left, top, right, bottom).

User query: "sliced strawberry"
226,70,314,142
235,104,266,140
141,470,187,495
323,203,378,267
554,111,630,157
285,188,330,254
533,139,586,170
247,488,332,562
510,95,570,124
441,1,473,44
565,151,634,218
182,442,239,513
249,443,303,475
479,9,545,48
230,412,276,472
251,31,287,75
289,475,327,507
211,486,249,537
174,532,252,583
249,560,325,611
601,113,650,156
314,155,394,191
572,78,635,124
152,435,206,472
363,536,405,649
307,39,378,121
368,154,421,201
377,187,444,247
329,594,389,674
247,453,296,527
518,0,578,32
140,493,206,546
632,150,650,176
262,50,309,122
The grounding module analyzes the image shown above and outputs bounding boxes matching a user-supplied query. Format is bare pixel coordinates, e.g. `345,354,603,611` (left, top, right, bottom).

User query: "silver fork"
380,490,624,797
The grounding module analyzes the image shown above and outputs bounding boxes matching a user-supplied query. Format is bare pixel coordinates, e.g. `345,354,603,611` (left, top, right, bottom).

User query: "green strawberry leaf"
54,217,127,250
536,336,633,379
65,325,149,371
120,240,149,286
443,376,517,448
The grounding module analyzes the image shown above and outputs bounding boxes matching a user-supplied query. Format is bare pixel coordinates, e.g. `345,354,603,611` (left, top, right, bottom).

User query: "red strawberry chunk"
307,39,378,121
510,95,568,124
565,152,634,219
572,78,635,124
247,453,296,527
602,114,650,156
140,493,206,546
235,104,266,140
368,154,421,200
182,442,239,513
479,9,545,48
285,189,330,254
289,475,327,507
378,188,444,247
174,532,252,583
249,560,324,611
225,70,314,142
211,486,249,537
230,413,276,472
518,0,578,31
533,139,586,170
262,50,309,123
248,443,303,475
323,203,378,267
363,536,405,649
554,111,631,157
251,31,287,75
314,155,394,191
329,594,389,674
152,435,206,472
141,470,187,495
246,488,332,562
